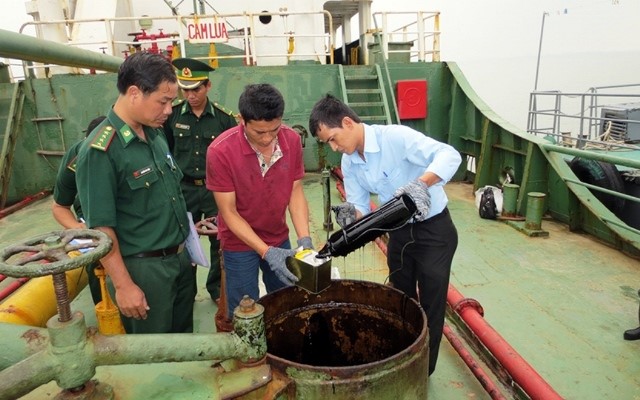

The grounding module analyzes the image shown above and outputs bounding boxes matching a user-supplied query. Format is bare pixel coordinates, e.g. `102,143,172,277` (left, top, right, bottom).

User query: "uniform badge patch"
133,166,153,179
175,123,190,130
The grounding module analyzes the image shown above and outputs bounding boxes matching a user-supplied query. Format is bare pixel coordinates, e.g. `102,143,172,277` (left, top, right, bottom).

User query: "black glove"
332,202,356,228
263,247,298,286
394,179,431,221
297,236,314,250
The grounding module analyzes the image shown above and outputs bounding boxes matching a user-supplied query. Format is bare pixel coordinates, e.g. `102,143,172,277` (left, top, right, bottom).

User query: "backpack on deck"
479,187,498,219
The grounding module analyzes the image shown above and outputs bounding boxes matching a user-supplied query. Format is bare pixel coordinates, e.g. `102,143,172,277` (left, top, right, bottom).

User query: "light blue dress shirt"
341,124,462,219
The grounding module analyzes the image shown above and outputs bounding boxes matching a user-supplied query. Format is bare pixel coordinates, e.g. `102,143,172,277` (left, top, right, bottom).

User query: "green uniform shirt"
53,139,85,219
76,109,189,257
164,99,237,179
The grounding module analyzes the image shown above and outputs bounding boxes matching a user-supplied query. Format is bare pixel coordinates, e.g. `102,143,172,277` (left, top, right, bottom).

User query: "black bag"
479,187,498,219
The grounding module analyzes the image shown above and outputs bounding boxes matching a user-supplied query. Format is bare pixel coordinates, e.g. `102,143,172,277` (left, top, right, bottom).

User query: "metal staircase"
339,65,397,125
0,83,25,208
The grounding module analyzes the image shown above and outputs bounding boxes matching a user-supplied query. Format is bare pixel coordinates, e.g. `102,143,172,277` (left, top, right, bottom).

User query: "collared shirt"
245,134,283,176
53,139,85,219
206,124,304,251
342,124,461,219
53,139,83,207
164,99,237,179
76,108,189,257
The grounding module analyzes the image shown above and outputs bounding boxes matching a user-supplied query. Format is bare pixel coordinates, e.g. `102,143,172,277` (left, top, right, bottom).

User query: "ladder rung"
344,75,377,81
31,117,64,122
346,89,381,95
348,102,385,108
361,116,388,121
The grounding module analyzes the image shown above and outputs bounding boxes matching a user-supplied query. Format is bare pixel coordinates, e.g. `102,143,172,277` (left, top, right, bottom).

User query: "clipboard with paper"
185,212,210,267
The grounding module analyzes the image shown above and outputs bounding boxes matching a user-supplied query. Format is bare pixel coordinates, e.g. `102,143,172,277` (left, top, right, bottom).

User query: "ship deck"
1,173,639,399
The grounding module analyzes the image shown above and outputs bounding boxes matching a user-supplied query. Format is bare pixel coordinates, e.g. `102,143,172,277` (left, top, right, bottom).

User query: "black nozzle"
316,244,332,258
318,194,417,258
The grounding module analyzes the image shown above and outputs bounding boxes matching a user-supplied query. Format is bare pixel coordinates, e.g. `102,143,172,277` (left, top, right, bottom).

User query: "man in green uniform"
164,57,237,302
52,115,105,305
76,52,195,334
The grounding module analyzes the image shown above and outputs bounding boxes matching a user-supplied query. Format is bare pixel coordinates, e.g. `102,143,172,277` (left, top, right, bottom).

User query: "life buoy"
568,157,626,217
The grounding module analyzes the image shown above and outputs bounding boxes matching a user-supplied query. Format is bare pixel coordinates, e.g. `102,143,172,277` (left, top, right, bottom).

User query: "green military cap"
172,58,214,90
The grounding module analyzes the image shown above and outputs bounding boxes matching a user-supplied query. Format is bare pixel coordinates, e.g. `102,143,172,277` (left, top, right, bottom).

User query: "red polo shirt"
206,124,304,251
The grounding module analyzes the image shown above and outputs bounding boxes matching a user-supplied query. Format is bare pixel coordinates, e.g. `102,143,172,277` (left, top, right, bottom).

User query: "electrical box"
396,80,427,120
600,102,640,142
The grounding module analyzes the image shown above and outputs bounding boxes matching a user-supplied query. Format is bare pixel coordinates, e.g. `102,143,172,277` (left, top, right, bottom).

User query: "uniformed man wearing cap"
164,57,238,303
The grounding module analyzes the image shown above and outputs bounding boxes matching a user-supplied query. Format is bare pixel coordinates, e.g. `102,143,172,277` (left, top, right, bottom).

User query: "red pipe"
0,190,51,219
442,324,507,400
448,284,563,400
0,277,30,301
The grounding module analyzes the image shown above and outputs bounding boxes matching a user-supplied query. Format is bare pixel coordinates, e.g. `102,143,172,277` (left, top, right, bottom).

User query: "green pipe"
0,298,266,398
564,177,640,204
93,332,257,365
0,28,122,72
322,168,334,234
525,192,546,230
502,183,520,216
0,323,49,370
0,349,59,400
540,142,640,170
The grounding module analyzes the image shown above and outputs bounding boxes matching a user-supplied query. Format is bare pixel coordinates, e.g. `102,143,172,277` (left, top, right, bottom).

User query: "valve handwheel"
0,229,112,278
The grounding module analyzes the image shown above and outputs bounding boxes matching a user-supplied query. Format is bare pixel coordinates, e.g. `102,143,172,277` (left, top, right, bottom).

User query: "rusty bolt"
238,295,255,312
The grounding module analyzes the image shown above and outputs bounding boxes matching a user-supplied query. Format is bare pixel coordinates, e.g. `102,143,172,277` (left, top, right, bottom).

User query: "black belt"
131,243,185,258
419,207,450,224
182,175,206,186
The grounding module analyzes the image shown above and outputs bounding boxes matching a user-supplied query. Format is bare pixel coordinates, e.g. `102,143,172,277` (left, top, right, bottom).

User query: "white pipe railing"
18,10,334,72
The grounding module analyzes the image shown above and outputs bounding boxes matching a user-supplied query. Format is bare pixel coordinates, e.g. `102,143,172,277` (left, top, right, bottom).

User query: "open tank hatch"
258,279,430,399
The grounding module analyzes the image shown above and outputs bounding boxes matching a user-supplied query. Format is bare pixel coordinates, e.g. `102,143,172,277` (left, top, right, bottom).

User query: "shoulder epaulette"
172,98,186,107
90,125,116,151
66,156,78,172
213,102,237,118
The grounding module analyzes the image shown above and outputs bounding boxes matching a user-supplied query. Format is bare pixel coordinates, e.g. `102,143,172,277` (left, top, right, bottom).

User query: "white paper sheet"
185,212,210,267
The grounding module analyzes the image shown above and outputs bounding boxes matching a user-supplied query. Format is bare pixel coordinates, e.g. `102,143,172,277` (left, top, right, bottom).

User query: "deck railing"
527,84,640,150
371,11,441,63
17,10,334,76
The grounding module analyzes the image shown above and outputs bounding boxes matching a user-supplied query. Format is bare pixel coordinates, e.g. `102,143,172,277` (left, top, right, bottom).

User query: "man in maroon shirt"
206,83,313,319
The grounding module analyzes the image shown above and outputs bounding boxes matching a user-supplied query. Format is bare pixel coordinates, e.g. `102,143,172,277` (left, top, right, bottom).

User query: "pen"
167,153,176,170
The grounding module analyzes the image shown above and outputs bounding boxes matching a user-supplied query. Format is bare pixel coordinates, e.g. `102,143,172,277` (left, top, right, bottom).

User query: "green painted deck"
1,173,639,399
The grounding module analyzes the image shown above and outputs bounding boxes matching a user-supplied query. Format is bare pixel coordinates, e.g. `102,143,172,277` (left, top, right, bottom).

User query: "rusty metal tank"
258,279,429,399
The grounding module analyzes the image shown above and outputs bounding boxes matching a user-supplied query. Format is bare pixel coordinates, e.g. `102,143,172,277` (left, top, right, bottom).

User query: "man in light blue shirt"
309,94,461,375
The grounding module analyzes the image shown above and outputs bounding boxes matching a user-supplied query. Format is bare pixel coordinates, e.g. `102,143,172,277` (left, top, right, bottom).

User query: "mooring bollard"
502,183,520,217
524,192,546,230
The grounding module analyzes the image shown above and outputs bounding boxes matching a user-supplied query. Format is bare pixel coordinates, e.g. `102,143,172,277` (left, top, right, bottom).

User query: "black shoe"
623,326,640,340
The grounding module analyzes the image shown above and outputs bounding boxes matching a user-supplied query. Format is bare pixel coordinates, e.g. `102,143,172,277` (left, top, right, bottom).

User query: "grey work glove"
297,236,314,250
394,179,431,222
332,202,357,228
264,246,299,286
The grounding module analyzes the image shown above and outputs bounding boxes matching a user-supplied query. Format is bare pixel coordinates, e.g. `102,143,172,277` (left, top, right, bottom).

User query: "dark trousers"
111,251,196,334
181,182,221,300
387,208,458,375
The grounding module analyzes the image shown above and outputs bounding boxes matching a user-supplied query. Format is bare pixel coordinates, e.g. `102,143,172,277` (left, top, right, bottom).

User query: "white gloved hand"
263,247,299,285
331,202,357,228
394,179,431,221
297,236,314,250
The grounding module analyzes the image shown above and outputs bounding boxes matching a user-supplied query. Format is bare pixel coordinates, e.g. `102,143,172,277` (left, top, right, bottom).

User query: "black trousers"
387,208,458,375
